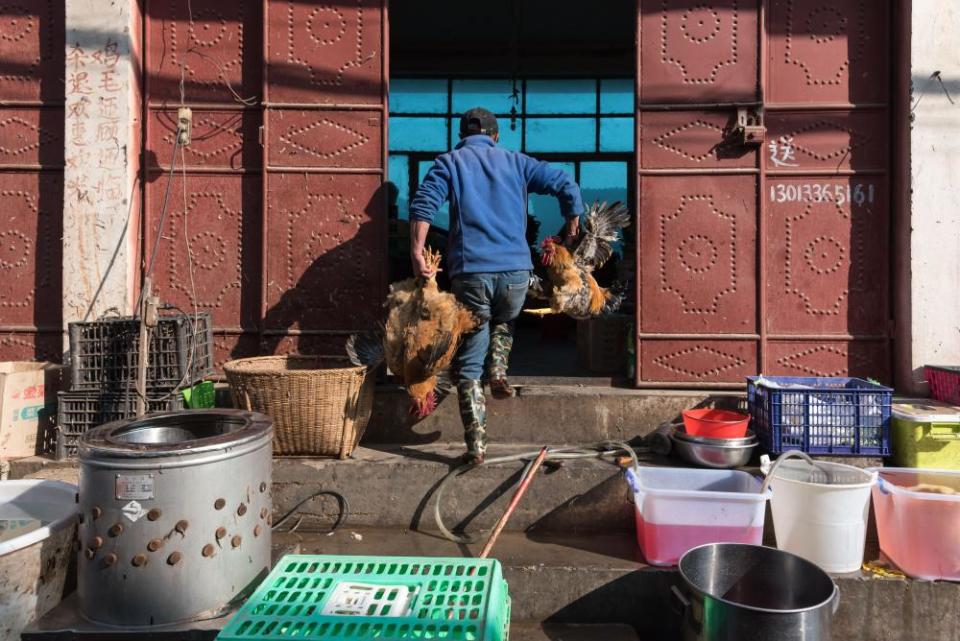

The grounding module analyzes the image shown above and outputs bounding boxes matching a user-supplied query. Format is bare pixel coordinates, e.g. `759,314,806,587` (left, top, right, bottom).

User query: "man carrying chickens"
408,108,585,464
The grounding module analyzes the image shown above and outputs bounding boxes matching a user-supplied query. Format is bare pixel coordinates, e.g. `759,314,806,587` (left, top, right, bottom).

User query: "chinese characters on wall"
62,29,131,323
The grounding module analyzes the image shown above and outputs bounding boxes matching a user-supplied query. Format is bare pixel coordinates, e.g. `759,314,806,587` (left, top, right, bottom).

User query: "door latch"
734,107,766,145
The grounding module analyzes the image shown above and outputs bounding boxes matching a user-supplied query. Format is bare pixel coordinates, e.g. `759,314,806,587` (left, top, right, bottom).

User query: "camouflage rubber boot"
457,379,487,464
486,322,515,399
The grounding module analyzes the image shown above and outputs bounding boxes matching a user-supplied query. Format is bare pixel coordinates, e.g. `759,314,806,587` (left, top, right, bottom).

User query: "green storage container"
891,399,960,469
217,555,510,641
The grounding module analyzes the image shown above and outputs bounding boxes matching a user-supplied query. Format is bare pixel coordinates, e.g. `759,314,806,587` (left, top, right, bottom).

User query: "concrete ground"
12,383,958,640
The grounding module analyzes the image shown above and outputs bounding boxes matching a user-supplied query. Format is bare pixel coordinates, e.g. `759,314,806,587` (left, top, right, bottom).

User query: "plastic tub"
0,480,78,641
625,467,770,566
764,454,876,573
682,409,750,439
926,365,960,405
891,399,960,469
868,467,960,581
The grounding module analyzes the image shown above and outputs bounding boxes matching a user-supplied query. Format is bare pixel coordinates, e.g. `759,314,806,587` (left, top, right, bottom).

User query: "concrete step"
10,444,639,534
10,443,882,537
277,527,960,641
273,444,638,535
510,622,640,640
363,383,743,445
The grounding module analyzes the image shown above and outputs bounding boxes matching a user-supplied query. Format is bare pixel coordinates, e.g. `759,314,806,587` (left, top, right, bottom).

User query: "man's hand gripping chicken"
534,201,630,320
347,247,477,420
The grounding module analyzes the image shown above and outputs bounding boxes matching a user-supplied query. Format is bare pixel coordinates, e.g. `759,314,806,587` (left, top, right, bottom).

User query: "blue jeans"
451,270,530,381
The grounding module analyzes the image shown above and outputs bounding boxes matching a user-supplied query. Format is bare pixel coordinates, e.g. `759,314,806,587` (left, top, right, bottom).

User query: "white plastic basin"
625,467,770,566
0,480,78,641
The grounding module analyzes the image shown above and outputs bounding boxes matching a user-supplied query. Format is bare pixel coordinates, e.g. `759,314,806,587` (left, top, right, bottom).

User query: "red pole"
479,447,549,559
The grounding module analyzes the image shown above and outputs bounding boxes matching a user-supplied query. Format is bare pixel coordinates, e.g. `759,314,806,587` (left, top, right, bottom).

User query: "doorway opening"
388,0,637,380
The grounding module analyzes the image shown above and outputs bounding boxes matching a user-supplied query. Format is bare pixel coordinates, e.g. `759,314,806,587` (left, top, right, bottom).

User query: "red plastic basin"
681,409,750,439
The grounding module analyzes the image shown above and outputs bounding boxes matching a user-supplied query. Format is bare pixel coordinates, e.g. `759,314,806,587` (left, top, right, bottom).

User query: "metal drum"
77,410,273,627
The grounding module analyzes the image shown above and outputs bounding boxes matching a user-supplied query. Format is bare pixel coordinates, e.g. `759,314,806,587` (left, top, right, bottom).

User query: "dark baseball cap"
459,107,498,138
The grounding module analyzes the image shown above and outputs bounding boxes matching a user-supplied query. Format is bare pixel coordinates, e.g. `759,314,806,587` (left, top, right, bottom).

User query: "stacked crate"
56,313,214,458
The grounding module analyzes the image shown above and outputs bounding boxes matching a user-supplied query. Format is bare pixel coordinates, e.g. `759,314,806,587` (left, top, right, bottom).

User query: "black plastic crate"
55,391,185,459
68,312,214,392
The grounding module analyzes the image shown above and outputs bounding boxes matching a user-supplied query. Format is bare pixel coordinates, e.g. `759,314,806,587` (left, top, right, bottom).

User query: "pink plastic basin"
869,468,960,581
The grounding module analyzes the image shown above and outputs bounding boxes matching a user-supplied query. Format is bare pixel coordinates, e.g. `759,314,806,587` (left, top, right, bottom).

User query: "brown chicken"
533,201,630,319
347,248,477,418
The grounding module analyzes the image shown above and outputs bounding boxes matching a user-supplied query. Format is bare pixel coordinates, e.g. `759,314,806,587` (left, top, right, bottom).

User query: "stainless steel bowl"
673,428,757,447
670,429,757,469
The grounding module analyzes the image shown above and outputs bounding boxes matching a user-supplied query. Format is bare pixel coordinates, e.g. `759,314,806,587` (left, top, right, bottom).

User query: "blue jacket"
409,135,584,277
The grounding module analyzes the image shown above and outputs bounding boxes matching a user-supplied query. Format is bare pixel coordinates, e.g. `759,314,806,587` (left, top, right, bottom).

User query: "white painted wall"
909,2,960,391
62,1,139,334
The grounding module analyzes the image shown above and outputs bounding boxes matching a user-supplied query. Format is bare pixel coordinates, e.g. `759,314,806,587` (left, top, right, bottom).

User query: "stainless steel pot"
673,428,757,447
674,543,840,641
670,429,757,469
77,410,273,627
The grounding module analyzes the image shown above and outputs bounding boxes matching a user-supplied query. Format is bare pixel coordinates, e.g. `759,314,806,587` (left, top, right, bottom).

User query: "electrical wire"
184,0,259,107
272,490,350,534
433,441,641,544
134,132,182,316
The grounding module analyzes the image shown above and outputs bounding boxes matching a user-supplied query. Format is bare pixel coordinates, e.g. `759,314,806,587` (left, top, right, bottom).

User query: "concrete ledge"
11,445,640,534
364,384,744,445
279,528,960,641
510,622,640,640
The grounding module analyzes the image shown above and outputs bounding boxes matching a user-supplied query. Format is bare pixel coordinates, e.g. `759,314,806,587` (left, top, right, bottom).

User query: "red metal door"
0,2,64,361
143,1,387,367
635,0,891,386
262,0,388,356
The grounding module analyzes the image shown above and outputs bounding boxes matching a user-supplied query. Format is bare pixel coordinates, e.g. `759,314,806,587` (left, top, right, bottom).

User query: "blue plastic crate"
747,376,892,456
217,555,510,641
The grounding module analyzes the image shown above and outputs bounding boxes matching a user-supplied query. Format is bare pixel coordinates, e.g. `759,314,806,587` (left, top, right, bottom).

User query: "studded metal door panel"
763,0,891,381
636,0,892,386
640,175,757,335
144,0,264,368
0,1,64,361
639,0,759,103
263,0,387,356
143,0,387,366
637,0,760,386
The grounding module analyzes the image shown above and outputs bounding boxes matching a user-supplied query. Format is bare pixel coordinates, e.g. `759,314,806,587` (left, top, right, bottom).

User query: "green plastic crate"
182,380,216,408
217,555,511,641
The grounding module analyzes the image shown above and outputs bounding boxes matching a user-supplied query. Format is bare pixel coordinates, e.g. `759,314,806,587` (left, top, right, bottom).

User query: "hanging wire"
184,0,258,106
508,0,521,131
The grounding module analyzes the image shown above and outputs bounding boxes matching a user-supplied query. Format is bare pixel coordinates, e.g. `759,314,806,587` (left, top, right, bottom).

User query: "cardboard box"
0,362,64,459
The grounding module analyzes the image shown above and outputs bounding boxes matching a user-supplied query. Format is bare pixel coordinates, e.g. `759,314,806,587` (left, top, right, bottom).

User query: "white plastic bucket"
763,453,876,573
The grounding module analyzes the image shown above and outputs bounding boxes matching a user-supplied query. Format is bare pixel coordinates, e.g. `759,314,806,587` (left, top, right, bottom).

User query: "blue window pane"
390,79,448,114
600,117,634,152
580,161,629,254
525,118,596,153
449,117,521,151
528,162,576,246
452,79,516,114
391,117,448,152
388,154,410,220
525,79,595,114
600,79,634,114
418,160,450,230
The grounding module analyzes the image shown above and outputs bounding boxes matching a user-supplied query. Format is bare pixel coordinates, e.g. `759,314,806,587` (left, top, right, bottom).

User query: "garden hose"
432,441,641,544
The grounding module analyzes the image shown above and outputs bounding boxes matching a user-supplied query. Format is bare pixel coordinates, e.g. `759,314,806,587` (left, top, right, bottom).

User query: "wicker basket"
223,355,375,458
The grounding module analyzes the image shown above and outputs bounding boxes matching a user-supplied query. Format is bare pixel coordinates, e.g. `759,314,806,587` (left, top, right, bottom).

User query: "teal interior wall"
388,78,634,247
